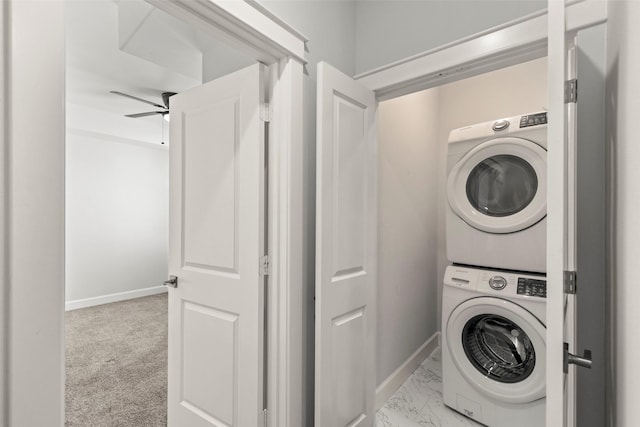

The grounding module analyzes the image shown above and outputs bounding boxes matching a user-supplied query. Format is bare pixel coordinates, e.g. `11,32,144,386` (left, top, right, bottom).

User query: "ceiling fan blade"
125,111,167,118
110,91,166,109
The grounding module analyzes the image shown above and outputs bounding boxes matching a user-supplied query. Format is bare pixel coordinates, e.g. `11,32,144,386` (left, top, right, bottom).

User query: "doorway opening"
64,1,254,424
371,21,606,426
374,56,548,424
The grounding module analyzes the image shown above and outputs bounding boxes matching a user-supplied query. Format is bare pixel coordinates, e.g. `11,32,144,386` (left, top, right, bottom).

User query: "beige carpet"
65,293,168,426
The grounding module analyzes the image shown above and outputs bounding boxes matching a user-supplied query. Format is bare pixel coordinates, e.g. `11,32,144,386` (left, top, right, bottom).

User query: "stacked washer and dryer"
442,112,549,427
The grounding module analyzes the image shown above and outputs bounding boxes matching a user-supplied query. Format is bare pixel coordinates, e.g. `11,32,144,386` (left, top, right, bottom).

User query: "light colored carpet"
65,293,168,427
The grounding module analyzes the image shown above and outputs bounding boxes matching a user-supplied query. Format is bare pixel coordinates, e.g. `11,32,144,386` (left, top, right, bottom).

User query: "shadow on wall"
604,53,617,427
575,24,607,427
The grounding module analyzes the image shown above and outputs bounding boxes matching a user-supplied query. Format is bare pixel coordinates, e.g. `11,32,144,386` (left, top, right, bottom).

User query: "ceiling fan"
110,90,177,119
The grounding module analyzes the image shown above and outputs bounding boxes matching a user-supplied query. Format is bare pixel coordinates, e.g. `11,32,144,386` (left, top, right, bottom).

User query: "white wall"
354,0,546,74
65,130,168,307
377,88,440,384
607,2,640,425
65,97,171,310
436,57,548,326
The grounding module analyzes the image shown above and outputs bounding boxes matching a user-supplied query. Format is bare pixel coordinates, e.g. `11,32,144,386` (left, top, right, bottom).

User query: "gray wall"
576,23,607,427
607,2,640,425
354,0,546,74
377,89,440,384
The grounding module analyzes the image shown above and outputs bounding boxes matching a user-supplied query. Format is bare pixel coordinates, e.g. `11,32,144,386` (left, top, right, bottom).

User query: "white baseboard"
375,331,441,410
65,285,168,311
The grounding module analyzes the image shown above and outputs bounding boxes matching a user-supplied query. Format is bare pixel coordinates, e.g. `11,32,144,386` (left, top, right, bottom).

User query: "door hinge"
260,103,272,122
263,409,268,427
565,79,578,103
564,270,577,294
260,255,271,276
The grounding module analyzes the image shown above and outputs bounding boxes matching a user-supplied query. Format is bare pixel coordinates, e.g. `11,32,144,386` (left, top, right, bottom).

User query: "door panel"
547,0,578,425
316,62,377,427
183,98,239,272
168,63,266,427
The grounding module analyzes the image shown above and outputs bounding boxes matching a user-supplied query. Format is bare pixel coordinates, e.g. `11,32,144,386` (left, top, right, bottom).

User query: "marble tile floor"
375,347,483,427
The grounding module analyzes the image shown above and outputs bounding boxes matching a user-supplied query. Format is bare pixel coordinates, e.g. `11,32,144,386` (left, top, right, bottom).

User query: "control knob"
489,276,507,290
492,119,510,131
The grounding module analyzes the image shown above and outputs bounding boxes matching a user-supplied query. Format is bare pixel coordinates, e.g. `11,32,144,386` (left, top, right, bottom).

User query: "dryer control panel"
519,112,548,128
444,265,547,302
517,277,547,298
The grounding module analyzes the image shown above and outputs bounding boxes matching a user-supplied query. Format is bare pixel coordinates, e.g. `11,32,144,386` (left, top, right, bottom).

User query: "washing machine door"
447,137,546,234
446,296,546,404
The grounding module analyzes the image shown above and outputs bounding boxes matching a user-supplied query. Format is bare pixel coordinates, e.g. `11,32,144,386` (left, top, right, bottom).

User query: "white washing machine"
446,112,547,273
442,265,546,427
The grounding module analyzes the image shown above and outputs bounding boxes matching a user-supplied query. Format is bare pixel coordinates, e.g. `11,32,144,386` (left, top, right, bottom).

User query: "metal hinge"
260,255,271,276
565,79,578,103
564,270,577,294
263,409,268,427
260,103,272,122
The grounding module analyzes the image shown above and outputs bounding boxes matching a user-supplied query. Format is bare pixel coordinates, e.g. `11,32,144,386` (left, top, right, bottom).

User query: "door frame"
355,1,605,98
351,0,606,421
1,1,306,426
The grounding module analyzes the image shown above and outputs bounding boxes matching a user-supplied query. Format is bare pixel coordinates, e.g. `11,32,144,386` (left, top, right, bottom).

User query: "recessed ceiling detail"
65,0,253,145
117,1,203,81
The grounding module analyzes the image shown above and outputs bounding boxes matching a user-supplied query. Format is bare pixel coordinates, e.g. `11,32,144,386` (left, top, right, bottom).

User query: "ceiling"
65,0,253,143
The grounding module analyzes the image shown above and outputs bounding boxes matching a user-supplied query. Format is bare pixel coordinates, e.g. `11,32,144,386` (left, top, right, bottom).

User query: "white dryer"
442,265,546,427
446,112,547,273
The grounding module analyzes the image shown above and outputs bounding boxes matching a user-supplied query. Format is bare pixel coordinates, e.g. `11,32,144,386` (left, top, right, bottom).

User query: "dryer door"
446,297,546,404
447,137,546,234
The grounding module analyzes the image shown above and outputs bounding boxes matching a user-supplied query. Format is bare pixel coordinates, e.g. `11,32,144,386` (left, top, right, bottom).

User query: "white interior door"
167,63,267,427
547,1,581,426
315,62,377,426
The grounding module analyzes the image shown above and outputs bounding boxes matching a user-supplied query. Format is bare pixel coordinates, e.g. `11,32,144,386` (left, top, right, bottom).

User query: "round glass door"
445,297,546,403
447,138,547,234
466,155,538,217
462,314,536,383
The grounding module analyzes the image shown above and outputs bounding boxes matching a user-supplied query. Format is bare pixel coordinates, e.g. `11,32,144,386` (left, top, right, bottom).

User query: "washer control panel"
445,266,547,301
519,112,548,128
517,277,547,298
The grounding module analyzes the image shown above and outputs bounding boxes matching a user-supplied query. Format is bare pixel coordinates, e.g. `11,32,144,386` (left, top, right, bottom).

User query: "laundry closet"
376,56,547,384
371,23,606,426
